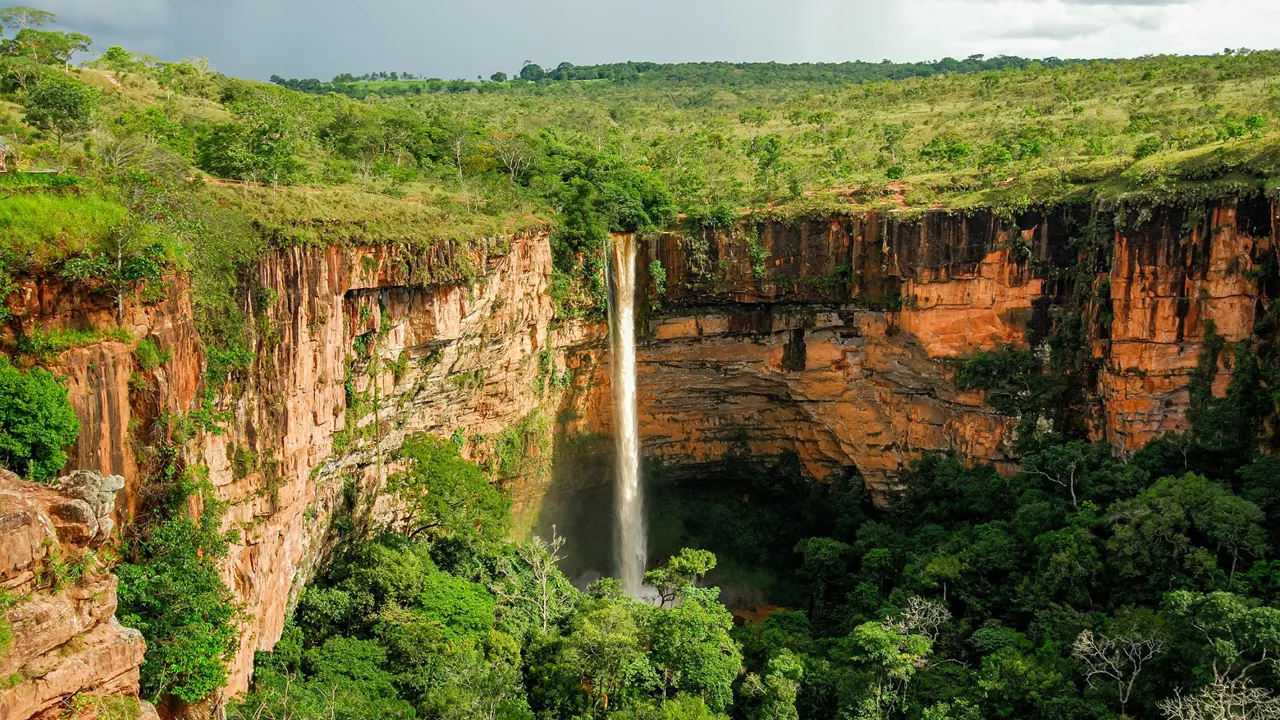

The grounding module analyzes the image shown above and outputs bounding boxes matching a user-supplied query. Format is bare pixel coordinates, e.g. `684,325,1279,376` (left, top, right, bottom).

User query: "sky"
31,0,1280,82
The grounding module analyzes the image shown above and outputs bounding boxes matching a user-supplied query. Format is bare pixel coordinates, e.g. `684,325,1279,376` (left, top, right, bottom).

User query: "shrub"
134,338,172,372
0,356,80,482
1133,135,1165,159
0,589,14,658
391,435,510,543
649,259,668,297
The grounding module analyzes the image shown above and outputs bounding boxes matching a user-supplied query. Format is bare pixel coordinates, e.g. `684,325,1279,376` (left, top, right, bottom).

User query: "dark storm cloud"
28,0,1274,81
37,0,902,81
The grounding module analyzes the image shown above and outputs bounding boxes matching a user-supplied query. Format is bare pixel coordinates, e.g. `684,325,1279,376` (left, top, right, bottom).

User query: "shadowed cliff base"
536,429,873,610
535,431,616,586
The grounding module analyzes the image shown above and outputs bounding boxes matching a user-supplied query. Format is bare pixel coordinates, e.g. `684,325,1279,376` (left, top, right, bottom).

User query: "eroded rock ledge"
0,469,159,720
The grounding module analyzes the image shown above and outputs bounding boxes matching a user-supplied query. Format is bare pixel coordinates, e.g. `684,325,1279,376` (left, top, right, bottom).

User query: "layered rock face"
0,469,159,720
205,235,555,693
4,198,1273,717
1099,201,1273,450
557,200,1275,492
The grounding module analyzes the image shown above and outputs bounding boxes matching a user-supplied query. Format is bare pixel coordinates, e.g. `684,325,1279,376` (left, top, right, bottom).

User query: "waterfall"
608,234,646,597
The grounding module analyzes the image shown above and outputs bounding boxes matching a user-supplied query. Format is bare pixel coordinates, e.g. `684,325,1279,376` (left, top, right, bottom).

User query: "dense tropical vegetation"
0,5,1279,719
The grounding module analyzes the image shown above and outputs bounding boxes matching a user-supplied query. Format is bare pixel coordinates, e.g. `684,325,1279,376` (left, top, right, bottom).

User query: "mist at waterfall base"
607,235,647,597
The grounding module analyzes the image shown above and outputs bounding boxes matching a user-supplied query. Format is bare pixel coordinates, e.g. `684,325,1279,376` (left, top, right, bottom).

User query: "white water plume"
608,234,646,597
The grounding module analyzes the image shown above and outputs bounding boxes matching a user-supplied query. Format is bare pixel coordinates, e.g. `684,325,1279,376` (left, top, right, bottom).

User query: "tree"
746,134,784,194
490,71,507,82
116,481,240,703
8,28,92,69
919,552,966,602
520,62,545,81
0,356,79,481
492,132,533,183
0,55,48,90
833,619,933,718
231,628,416,720
60,168,177,324
390,435,510,542
23,74,98,149
739,108,770,138
1023,441,1088,508
1163,591,1280,692
564,601,655,716
413,569,497,641
415,638,531,720
890,596,951,641
0,5,55,32
196,120,302,185
645,548,717,608
1108,474,1267,588
498,527,571,633
742,650,803,720
648,586,742,712
436,117,480,205
1072,623,1165,716
100,45,133,68
879,123,910,162
1029,518,1103,608
1159,676,1280,720
795,537,854,629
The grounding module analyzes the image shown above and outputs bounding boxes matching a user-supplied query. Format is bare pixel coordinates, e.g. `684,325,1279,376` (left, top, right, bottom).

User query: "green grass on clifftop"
207,184,545,249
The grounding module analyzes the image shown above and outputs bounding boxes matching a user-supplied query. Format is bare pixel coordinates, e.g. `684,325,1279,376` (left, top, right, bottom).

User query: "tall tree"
0,5,54,32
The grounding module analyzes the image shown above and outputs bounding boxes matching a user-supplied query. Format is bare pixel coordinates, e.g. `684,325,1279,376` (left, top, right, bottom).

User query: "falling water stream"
608,234,646,597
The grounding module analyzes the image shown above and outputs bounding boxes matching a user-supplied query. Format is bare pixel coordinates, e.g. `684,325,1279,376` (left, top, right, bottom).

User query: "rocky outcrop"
1097,200,1273,450
0,469,159,720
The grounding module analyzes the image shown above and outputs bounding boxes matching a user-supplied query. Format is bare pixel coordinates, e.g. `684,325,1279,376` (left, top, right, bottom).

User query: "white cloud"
892,0,1280,60
1063,0,1190,5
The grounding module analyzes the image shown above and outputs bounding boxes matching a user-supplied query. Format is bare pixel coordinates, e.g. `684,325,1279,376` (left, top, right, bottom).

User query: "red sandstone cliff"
558,199,1275,492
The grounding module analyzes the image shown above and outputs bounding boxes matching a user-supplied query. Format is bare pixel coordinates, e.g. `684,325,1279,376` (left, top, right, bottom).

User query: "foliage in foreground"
116,472,240,703
231,435,745,720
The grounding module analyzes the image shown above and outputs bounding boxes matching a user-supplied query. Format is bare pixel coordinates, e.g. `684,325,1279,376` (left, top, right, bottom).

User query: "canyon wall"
200,235,556,696
2,197,1274,717
558,198,1275,492
3,232,557,716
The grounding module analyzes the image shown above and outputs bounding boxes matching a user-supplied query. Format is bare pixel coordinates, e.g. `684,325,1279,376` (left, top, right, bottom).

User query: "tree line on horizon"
268,54,1097,97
